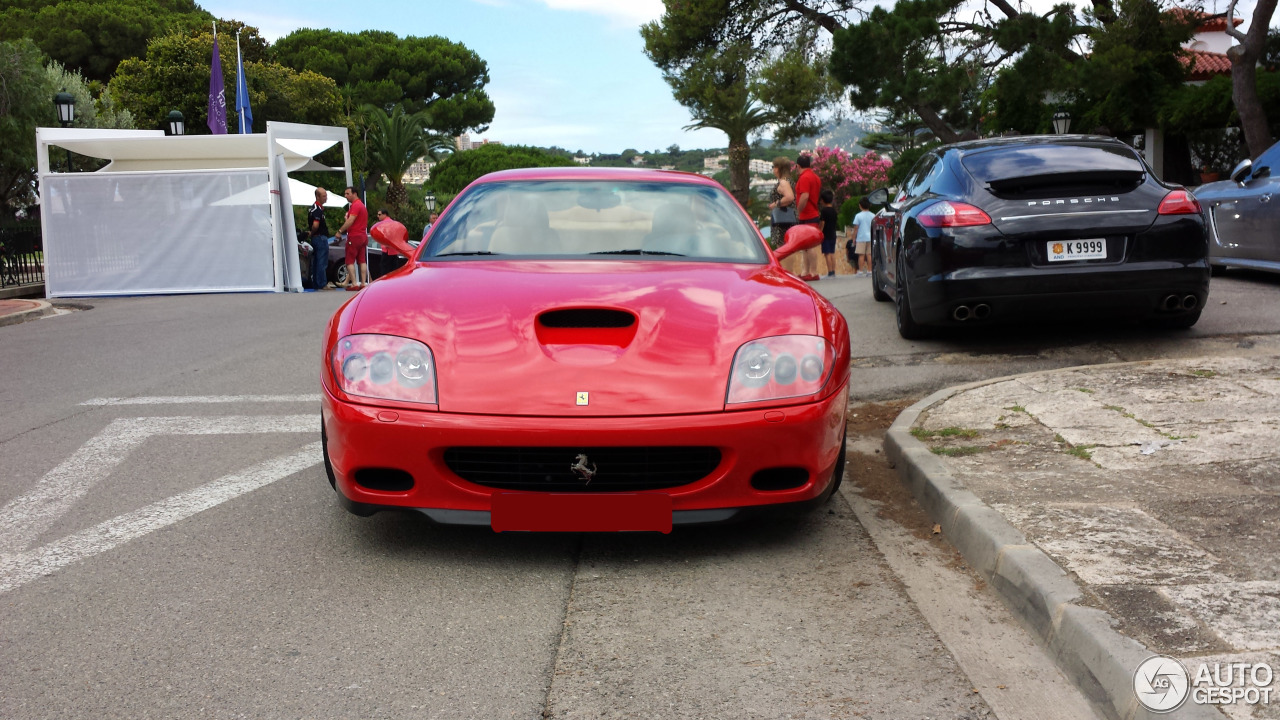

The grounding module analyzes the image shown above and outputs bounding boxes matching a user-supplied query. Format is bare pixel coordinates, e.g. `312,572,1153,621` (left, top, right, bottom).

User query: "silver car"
1195,142,1280,275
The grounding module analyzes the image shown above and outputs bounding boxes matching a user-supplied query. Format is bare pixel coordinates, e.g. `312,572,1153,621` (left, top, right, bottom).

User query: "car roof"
942,134,1135,158
472,166,722,186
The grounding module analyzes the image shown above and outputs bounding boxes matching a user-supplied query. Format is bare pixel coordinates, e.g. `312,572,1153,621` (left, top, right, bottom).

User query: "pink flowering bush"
808,147,893,205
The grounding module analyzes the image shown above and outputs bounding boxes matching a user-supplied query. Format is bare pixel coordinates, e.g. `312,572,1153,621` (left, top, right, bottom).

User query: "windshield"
421,180,769,262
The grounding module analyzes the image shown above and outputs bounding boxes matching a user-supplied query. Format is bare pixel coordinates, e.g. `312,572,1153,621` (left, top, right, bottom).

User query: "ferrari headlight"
331,334,437,404
726,335,834,404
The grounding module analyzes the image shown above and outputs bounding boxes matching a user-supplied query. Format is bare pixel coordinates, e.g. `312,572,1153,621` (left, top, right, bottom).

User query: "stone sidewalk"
897,342,1280,719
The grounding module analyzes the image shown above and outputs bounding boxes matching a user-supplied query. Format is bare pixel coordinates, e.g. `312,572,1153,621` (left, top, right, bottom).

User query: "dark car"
1192,141,1280,276
298,234,412,288
868,135,1210,338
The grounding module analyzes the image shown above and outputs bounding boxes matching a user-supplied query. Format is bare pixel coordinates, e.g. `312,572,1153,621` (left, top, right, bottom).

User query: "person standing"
794,153,823,281
421,212,439,243
818,189,838,277
335,186,370,291
767,157,796,252
307,188,331,290
852,197,875,276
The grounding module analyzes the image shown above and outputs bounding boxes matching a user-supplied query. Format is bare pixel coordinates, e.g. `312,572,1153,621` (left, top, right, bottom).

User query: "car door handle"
1262,194,1272,203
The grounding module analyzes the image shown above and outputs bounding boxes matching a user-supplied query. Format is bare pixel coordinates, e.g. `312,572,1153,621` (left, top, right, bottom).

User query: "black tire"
1210,263,1227,277
321,420,337,489
871,244,890,302
895,248,930,339
1152,308,1202,329
827,431,847,498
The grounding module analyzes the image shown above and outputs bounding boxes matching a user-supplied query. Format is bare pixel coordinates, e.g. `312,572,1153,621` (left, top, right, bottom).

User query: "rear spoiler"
987,169,1145,193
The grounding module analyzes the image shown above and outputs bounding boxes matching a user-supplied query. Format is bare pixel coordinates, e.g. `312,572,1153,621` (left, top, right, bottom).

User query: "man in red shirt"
335,186,370,290
794,153,823,281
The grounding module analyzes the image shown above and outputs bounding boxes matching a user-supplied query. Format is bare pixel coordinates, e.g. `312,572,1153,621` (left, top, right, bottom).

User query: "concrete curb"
0,300,54,328
885,373,1228,720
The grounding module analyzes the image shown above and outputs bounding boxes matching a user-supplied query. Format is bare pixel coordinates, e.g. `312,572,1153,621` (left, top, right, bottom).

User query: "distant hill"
777,118,875,153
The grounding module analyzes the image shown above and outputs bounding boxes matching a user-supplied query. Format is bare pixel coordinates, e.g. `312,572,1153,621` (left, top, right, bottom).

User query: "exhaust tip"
1182,294,1199,310
972,303,991,320
1163,294,1181,311
952,305,972,322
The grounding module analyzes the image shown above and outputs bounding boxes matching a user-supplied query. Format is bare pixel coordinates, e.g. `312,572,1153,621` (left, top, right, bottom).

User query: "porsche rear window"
962,144,1144,183
422,181,769,262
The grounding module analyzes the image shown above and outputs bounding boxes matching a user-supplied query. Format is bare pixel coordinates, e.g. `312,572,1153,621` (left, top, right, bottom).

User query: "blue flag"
234,33,253,133
207,29,228,134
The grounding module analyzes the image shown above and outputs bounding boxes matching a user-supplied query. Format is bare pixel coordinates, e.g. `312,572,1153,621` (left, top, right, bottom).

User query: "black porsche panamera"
868,136,1210,339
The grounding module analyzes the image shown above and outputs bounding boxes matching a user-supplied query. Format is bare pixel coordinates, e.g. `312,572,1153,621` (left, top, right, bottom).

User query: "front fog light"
331,334,437,404
727,335,834,405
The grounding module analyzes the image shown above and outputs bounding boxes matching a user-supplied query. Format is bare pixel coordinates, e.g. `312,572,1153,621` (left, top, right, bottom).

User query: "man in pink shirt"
335,187,370,290
793,153,823,281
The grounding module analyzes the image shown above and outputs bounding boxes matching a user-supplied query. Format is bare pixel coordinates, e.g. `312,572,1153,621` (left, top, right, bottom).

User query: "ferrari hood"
350,261,819,416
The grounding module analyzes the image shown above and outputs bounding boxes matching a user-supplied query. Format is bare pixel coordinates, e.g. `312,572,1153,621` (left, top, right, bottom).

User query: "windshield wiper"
434,251,503,256
590,249,685,256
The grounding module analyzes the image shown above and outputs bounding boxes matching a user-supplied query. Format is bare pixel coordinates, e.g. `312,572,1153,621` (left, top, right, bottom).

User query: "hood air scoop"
538,308,636,328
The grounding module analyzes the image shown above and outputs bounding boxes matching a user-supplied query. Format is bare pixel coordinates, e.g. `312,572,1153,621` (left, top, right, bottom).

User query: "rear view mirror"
1230,159,1253,184
867,187,889,206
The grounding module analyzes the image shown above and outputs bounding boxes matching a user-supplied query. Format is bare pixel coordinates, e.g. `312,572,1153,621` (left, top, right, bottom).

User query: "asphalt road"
1,270,1276,719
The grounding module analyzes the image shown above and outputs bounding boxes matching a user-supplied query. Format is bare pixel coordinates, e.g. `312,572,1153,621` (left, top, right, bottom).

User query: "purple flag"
207,33,228,134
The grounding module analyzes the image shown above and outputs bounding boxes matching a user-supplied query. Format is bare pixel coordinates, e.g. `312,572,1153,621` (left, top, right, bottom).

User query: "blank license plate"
491,493,673,533
1048,239,1107,261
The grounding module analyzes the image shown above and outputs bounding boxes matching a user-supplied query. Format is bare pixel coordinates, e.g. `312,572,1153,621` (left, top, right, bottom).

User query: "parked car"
298,233,410,288
320,167,851,532
1192,141,1280,276
868,135,1210,338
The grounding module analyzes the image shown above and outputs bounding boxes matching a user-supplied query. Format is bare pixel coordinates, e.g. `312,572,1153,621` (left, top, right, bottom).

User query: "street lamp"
53,90,75,172
424,192,437,213
1052,108,1072,135
166,110,186,137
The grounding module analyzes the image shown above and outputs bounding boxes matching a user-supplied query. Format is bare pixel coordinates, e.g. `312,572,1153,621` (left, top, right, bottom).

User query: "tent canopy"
40,131,342,173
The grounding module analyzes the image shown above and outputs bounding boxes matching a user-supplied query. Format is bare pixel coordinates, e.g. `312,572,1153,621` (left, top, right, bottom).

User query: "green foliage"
0,0,212,83
271,29,494,135
360,104,453,206
427,144,574,195
887,144,935,186
830,0,980,140
1072,0,1195,134
837,197,860,229
109,30,343,133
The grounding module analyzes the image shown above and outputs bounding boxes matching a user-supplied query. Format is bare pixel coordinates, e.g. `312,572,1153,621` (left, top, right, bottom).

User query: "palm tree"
361,104,453,207
684,91,782,207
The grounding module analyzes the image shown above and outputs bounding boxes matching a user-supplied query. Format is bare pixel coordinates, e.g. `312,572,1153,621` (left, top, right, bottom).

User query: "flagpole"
236,30,245,133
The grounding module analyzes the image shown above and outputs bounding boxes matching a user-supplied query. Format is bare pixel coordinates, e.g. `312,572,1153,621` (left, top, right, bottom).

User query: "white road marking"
0,443,322,596
81,395,322,406
0,415,315,553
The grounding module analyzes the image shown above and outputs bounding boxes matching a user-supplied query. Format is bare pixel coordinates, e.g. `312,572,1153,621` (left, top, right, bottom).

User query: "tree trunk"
1228,0,1278,159
728,136,751,208
913,104,961,144
386,177,407,207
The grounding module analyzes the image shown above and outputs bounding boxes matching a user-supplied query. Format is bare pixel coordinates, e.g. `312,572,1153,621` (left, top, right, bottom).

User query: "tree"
361,105,453,207
0,0,211,83
427,144,575,195
109,29,343,134
271,29,495,135
0,40,137,210
1225,0,1279,158
680,77,783,206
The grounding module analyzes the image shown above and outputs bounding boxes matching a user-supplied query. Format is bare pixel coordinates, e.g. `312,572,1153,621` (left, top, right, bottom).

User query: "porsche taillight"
1158,190,1202,215
331,334,437,404
916,201,992,228
726,335,834,405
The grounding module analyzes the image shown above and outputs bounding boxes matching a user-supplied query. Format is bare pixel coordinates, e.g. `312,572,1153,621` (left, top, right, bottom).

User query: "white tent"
35,121,352,298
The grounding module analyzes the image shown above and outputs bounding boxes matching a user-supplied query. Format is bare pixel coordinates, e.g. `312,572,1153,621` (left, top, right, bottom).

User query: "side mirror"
773,224,823,262
867,187,889,206
1230,158,1253,184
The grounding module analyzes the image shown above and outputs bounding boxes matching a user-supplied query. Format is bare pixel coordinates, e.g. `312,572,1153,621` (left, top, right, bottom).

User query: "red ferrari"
321,167,850,532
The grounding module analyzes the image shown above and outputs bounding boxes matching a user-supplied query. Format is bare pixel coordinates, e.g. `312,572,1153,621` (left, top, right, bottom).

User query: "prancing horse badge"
576,391,589,406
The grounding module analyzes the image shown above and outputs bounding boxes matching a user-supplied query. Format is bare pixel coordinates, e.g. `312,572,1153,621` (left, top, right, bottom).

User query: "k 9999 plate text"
1048,239,1107,262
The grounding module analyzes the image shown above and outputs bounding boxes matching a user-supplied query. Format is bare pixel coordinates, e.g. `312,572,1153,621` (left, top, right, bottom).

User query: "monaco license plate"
1047,238,1107,262
490,493,673,533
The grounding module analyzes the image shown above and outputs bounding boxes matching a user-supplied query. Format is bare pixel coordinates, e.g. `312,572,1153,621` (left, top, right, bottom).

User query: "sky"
196,0,1261,155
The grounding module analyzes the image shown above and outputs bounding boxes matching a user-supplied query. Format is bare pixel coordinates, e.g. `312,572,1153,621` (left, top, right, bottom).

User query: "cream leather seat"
487,196,562,254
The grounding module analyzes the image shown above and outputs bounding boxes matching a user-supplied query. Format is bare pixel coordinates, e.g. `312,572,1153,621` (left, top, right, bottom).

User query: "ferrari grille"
443,446,721,492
